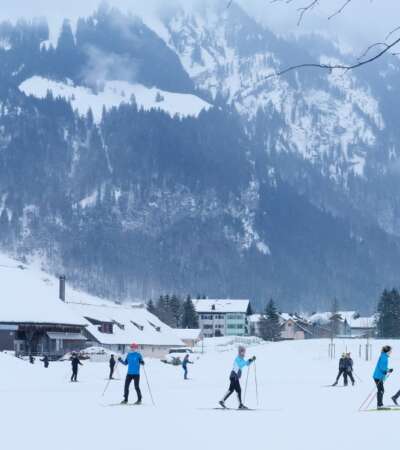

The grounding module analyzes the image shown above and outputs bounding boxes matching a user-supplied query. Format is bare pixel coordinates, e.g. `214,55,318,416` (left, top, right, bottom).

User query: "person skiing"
40,355,49,368
182,353,193,380
70,352,83,382
332,353,347,386
118,343,144,405
373,345,393,409
344,352,355,386
29,355,35,364
109,354,116,380
219,345,256,410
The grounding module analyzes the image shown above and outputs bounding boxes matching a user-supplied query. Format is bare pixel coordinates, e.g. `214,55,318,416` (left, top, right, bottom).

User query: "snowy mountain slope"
19,76,211,121
154,3,395,181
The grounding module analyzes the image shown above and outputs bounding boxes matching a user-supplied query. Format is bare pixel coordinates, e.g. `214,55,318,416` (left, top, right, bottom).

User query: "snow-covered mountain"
1,3,400,310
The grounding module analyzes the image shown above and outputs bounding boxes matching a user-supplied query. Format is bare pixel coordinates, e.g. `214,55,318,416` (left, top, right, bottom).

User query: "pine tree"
147,299,156,315
377,289,400,337
259,299,281,341
170,294,182,328
181,295,199,328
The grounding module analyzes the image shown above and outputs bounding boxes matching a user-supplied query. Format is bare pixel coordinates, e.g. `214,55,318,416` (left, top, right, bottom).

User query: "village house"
194,299,251,338
0,257,87,356
0,254,184,359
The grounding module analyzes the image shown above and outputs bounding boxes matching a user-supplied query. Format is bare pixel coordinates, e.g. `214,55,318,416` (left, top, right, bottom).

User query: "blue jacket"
373,352,389,380
230,356,251,379
120,351,144,375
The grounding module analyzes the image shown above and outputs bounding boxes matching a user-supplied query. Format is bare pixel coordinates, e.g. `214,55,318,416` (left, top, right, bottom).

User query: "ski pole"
254,361,259,407
102,360,120,397
358,385,376,411
244,363,251,402
143,365,155,406
354,372,363,383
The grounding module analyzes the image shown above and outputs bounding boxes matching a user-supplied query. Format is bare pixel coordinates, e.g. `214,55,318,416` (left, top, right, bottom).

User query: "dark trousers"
183,366,188,379
335,369,346,385
71,368,78,382
223,375,242,404
347,371,355,385
109,366,115,379
374,378,384,407
124,374,141,402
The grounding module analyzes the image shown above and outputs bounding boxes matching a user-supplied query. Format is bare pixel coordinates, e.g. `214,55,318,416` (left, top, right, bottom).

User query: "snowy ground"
2,338,400,450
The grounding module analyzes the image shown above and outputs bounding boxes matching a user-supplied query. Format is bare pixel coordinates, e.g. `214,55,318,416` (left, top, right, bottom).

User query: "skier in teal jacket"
219,345,255,410
119,343,144,404
373,345,393,408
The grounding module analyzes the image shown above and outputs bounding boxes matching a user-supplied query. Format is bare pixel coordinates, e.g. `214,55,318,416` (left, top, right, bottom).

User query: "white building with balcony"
193,299,251,337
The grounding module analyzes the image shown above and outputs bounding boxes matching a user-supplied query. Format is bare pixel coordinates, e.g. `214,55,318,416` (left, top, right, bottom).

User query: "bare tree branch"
265,37,400,79
328,0,352,20
297,0,319,25
385,26,400,41
357,42,389,61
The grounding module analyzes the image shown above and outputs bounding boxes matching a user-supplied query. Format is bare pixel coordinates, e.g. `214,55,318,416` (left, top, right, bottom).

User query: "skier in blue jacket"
373,345,393,408
219,345,255,410
182,353,193,380
119,343,144,404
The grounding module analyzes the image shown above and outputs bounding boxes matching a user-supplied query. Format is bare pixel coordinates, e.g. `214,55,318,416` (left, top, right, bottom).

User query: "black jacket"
71,356,82,370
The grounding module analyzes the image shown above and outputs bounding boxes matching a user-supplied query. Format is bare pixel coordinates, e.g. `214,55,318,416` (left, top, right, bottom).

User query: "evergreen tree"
147,299,156,315
259,299,281,341
170,294,182,328
377,289,400,337
181,295,199,328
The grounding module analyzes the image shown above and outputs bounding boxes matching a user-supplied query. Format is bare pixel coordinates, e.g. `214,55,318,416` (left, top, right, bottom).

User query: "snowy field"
2,338,400,450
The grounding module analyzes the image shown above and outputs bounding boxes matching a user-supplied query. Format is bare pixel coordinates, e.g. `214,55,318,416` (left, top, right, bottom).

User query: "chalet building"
308,311,376,338
0,257,87,356
0,254,184,359
67,300,185,358
194,299,251,338
280,313,314,340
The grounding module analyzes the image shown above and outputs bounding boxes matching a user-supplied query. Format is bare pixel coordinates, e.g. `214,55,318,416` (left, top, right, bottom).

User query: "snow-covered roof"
347,316,376,329
68,301,184,347
194,299,249,313
0,254,85,326
174,328,202,340
308,311,357,325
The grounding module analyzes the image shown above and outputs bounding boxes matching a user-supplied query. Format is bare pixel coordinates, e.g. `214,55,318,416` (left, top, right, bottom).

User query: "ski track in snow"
2,338,400,450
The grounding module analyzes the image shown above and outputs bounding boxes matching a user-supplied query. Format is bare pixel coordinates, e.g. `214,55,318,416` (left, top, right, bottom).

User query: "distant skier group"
332,352,355,386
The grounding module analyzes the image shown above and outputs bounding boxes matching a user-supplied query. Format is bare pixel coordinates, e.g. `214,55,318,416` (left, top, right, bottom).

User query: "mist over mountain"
1,2,400,311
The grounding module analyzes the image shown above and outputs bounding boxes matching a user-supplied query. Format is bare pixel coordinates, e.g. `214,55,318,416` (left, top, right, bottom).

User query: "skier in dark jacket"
344,353,355,386
70,352,83,382
182,353,193,380
109,354,116,380
40,355,49,368
332,353,347,386
373,345,393,409
119,343,144,404
29,355,35,364
219,345,255,410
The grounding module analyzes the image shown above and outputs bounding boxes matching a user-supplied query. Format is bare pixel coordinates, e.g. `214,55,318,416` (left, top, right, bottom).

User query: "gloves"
388,368,394,373
250,356,256,362
118,357,123,363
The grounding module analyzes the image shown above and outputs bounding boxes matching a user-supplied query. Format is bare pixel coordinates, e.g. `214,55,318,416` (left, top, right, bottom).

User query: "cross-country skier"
118,343,144,405
219,345,255,410
373,345,393,409
109,354,116,380
70,352,83,382
344,352,355,386
40,355,49,368
182,353,193,380
332,353,347,386
29,355,35,364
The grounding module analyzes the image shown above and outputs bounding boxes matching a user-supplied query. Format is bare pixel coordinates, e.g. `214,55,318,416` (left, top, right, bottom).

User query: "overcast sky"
1,0,399,53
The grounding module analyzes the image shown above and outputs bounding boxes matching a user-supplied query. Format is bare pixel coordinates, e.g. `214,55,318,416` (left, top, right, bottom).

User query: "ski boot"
120,399,128,404
238,403,249,410
392,396,399,406
219,400,226,409
134,399,142,405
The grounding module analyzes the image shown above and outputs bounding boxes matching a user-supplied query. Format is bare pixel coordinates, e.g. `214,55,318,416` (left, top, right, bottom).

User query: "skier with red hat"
118,342,145,405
